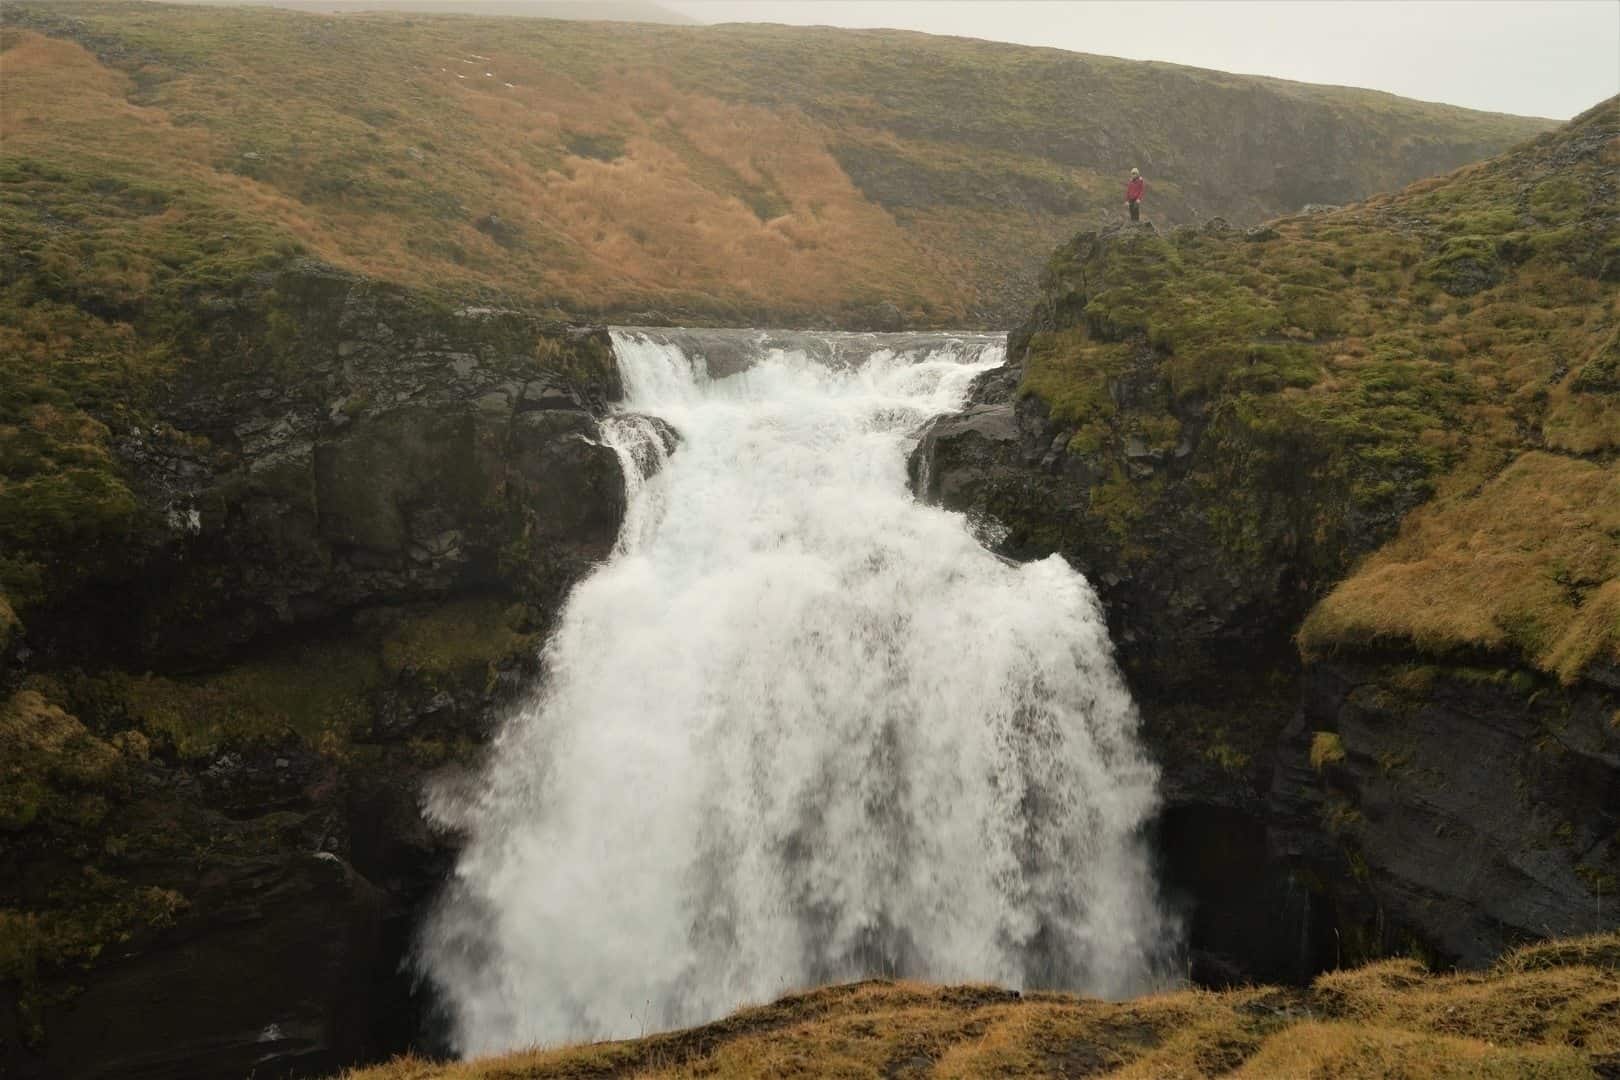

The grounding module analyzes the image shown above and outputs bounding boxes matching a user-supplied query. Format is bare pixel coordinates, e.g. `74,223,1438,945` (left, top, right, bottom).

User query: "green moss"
1569,328,1620,394
1019,101,1619,674
1202,742,1251,775
0,690,125,830
1527,179,1584,225
1419,235,1503,295
104,596,536,760
1089,464,1159,550
120,643,381,760
1134,413,1181,446
1311,731,1347,770
0,150,612,623
0,881,185,984
0,591,18,650
0,149,300,613
0,689,191,1036
1065,423,1108,455
380,596,537,687
1019,328,1129,428
0,593,539,1040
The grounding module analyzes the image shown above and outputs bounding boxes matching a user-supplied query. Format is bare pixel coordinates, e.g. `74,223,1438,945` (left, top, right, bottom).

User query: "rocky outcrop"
910,324,1346,983
917,348,1620,981
912,166,1620,984
1274,661,1619,969
1,265,632,1078
37,849,383,1080
27,264,625,669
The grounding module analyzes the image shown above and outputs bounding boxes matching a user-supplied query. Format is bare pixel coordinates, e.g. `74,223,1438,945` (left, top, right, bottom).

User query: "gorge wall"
1,266,627,1078
913,98,1620,985
0,5,1609,1073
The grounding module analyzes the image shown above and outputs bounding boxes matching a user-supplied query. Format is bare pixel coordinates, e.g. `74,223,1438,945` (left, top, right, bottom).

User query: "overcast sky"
666,1,1619,120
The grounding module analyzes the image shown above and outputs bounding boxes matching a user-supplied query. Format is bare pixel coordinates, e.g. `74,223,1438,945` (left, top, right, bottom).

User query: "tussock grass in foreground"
341,932,1620,1079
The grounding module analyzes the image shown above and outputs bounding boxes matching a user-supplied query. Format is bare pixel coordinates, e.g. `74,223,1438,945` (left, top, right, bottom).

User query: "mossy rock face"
915,100,1620,981
0,594,544,1075
6,259,625,669
917,98,1620,692
1,234,627,1076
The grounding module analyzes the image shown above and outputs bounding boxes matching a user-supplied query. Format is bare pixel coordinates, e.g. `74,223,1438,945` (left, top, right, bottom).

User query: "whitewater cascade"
420,329,1174,1055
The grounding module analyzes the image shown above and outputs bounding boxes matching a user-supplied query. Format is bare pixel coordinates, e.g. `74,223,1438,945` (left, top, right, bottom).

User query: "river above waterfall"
418,328,1174,1056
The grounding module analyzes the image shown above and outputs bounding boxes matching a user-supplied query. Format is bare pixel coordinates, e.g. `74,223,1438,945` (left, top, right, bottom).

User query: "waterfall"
419,328,1175,1056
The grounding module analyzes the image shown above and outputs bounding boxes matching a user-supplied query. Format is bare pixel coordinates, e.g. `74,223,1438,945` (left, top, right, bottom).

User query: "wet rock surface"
616,326,1008,380
1273,661,1620,968
1,265,629,1079
40,851,384,1080
33,265,626,669
912,221,1620,986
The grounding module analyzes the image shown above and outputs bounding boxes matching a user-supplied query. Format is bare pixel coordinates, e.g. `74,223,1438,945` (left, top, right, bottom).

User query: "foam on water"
419,329,1174,1055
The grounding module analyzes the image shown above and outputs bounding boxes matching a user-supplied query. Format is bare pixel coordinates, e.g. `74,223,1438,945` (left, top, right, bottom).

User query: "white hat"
1130,167,1140,176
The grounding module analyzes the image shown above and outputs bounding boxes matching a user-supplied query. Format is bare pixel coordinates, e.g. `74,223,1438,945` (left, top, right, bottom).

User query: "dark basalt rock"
911,223,1620,986
26,266,626,670
1,266,630,1079
39,852,383,1080
1272,661,1620,968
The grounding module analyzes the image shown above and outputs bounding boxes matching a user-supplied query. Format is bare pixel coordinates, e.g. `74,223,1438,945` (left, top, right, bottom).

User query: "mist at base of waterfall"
418,329,1176,1056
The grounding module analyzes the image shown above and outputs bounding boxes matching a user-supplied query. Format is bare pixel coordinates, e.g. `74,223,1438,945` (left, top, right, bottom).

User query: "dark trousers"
1128,199,1140,221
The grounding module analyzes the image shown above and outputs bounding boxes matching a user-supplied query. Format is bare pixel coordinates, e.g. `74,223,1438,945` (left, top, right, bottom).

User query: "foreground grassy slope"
1016,96,1619,682
1,0,1548,329
344,933,1620,1078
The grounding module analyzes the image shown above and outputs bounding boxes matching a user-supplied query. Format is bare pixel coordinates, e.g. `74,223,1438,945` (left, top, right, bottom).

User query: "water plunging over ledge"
419,329,1174,1055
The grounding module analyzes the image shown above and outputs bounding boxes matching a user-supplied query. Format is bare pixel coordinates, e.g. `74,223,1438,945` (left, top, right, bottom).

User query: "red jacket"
1126,176,1145,202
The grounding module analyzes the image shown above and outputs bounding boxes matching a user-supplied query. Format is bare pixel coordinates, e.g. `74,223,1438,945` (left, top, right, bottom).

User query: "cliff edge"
915,97,1620,980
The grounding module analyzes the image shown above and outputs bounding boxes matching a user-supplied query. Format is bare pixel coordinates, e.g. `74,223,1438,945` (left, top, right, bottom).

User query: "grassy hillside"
1013,96,1619,682
1,0,1547,330
165,0,698,21
0,1,1551,651
342,933,1620,1078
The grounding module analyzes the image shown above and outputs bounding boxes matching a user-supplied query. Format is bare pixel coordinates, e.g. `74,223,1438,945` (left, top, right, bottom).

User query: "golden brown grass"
0,1,1547,327
1301,453,1620,680
1231,1022,1590,1079
0,23,931,322
337,933,1620,1079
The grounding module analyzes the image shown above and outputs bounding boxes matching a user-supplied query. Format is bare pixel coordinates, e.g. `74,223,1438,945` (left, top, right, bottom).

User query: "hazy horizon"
668,1,1620,120
152,0,1619,119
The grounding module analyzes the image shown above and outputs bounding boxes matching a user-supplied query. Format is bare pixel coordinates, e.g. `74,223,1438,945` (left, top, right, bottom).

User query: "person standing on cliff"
1125,168,1145,222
